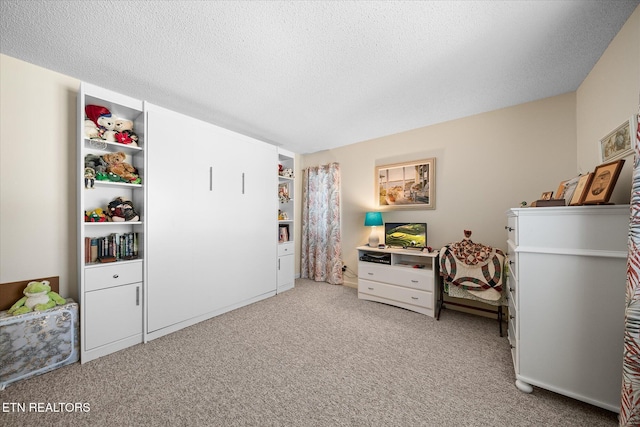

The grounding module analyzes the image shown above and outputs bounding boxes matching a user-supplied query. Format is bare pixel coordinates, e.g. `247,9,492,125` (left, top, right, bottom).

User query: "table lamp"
364,212,383,247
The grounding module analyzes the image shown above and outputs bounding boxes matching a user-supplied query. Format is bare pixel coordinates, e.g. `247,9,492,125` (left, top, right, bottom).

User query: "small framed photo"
559,175,581,204
599,115,636,163
569,173,593,206
582,159,625,205
540,191,553,200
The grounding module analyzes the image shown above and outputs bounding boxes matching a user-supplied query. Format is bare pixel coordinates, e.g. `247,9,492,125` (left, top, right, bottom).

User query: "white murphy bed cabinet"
145,103,278,340
78,83,145,363
506,205,629,412
79,84,288,360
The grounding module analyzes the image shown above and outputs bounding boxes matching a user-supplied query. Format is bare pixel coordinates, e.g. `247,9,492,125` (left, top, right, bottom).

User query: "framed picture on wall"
599,115,636,163
582,159,625,205
375,158,435,210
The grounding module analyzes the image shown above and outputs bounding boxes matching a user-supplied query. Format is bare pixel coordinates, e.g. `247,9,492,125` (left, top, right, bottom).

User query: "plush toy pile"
8,280,66,316
85,197,139,223
85,105,139,147
84,152,140,184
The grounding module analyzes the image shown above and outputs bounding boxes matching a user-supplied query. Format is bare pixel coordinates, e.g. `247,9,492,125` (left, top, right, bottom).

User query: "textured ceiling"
1,1,638,154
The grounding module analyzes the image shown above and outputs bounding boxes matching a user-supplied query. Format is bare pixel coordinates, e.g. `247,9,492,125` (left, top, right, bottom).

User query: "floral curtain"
621,109,640,425
301,162,343,285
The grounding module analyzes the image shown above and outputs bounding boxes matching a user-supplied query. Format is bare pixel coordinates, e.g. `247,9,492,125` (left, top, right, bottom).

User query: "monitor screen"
384,223,427,249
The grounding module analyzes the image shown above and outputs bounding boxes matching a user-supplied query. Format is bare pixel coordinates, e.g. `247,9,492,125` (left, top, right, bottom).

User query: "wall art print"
375,158,435,210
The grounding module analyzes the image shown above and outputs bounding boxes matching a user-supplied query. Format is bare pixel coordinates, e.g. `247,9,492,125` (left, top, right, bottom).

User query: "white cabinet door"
84,283,142,351
146,104,197,333
277,254,295,292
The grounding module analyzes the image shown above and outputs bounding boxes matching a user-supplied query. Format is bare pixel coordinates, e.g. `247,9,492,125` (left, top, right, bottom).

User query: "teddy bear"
102,151,139,183
85,119,100,139
114,119,139,147
107,197,140,222
8,280,66,316
97,115,117,142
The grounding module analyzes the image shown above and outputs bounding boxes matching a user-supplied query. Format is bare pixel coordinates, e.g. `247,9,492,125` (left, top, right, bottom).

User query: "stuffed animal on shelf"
85,119,100,139
85,208,107,222
84,153,107,174
84,167,96,189
114,119,139,147
8,280,66,316
97,115,118,142
107,197,139,222
102,151,139,183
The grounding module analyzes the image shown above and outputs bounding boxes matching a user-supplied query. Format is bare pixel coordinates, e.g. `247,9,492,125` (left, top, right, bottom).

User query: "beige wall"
577,5,639,204
301,94,577,287
1,55,80,299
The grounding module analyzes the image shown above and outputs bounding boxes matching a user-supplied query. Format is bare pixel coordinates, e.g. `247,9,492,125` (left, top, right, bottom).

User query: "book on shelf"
84,232,139,264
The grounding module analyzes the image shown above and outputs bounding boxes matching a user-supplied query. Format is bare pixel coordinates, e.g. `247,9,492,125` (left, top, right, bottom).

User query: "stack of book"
84,233,138,264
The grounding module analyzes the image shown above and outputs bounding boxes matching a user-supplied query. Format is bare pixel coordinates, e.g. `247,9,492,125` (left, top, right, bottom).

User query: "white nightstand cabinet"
357,246,439,317
506,205,629,412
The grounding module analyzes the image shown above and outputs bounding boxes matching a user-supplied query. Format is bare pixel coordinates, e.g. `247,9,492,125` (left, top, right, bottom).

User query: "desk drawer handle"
411,280,419,283
505,226,514,232
368,287,374,290
113,274,119,279
411,296,419,300
367,272,374,275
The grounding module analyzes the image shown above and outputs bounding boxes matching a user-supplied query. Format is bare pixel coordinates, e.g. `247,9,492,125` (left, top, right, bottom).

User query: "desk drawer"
85,261,142,292
359,279,432,309
359,262,433,292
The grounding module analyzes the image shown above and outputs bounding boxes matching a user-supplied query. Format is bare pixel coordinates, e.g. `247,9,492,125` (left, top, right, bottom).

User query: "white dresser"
506,205,629,412
357,246,439,317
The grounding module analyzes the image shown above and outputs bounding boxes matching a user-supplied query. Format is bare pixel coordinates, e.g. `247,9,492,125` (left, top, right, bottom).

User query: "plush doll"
85,208,107,222
114,119,139,147
85,105,111,127
8,280,66,316
85,153,107,174
97,115,117,142
84,167,96,188
85,119,100,139
102,151,139,183
107,197,139,222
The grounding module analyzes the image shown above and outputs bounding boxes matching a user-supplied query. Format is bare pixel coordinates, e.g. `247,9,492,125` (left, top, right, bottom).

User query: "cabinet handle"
509,287,515,292
242,172,245,194
510,315,515,320
136,286,140,306
411,280,419,283
367,272,374,275
509,260,515,265
113,274,119,279
368,287,374,290
505,226,514,232
209,167,213,191
510,344,515,349
411,296,419,300
278,259,281,270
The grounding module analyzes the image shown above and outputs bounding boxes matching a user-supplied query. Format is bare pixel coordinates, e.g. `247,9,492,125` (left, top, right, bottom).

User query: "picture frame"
375,158,435,209
599,115,636,163
569,173,593,206
540,191,553,200
582,159,625,205
558,175,581,204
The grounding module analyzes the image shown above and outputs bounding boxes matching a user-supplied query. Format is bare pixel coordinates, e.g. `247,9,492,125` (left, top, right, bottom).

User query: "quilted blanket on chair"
439,236,505,302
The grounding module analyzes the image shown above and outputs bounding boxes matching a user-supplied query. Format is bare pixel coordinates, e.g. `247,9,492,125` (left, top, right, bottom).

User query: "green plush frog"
8,280,66,316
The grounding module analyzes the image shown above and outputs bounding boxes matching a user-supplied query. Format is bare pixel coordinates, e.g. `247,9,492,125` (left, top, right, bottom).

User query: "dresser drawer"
359,279,433,309
85,261,143,292
506,241,517,279
506,215,518,245
278,242,294,256
358,262,433,292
